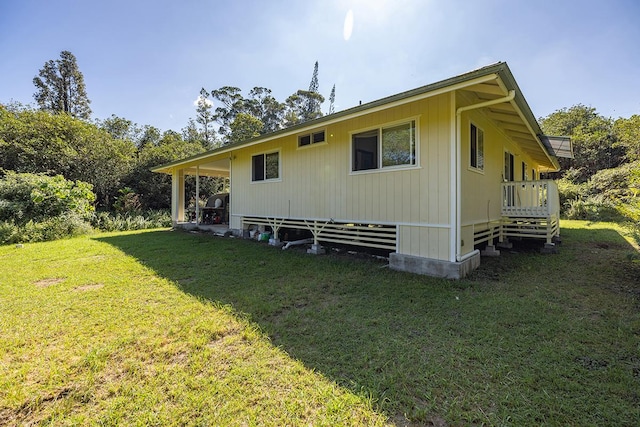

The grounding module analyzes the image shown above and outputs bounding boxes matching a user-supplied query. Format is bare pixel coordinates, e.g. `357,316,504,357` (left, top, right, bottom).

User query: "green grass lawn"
1,221,639,426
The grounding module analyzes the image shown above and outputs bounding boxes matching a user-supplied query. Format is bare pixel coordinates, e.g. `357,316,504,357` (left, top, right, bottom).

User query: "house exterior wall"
459,107,546,247
229,93,453,261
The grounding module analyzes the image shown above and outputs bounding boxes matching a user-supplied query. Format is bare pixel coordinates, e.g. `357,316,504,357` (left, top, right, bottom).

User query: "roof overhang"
152,62,565,174
457,65,564,171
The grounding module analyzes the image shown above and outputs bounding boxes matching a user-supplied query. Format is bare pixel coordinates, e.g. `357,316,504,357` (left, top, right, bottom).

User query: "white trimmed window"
352,120,416,171
252,151,279,182
470,123,484,171
298,130,325,147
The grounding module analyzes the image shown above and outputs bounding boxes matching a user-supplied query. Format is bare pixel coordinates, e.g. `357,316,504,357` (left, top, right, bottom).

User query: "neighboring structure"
153,62,572,278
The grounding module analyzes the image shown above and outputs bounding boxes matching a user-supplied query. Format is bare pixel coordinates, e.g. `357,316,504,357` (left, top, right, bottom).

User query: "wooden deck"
475,180,561,248
501,180,560,218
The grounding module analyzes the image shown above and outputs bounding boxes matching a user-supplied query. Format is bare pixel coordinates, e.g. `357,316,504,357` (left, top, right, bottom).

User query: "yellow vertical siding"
460,108,550,232
231,93,453,260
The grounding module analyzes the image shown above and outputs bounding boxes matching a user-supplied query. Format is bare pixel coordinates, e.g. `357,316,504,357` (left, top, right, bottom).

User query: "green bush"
587,161,639,201
0,172,96,244
0,220,18,244
91,210,172,232
0,171,95,224
0,214,93,245
557,178,587,211
564,198,624,222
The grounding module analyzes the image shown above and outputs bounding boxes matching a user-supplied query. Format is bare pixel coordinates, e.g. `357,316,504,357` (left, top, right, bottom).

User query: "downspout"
454,89,515,262
229,152,233,227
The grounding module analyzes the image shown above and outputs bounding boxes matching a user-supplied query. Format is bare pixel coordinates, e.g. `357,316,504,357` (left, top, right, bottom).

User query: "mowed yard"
1,221,639,426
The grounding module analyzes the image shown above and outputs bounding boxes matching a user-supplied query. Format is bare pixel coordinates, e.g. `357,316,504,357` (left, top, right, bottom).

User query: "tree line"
540,105,639,224
194,61,336,147
1,50,638,232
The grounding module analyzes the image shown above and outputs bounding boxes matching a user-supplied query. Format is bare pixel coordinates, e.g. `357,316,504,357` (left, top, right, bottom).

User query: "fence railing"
501,180,560,218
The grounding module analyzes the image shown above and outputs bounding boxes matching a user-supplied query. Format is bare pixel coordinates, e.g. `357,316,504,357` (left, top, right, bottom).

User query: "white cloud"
193,95,213,107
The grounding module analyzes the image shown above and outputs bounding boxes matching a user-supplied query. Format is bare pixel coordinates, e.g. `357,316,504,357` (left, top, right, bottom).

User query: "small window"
470,123,484,171
298,130,325,147
313,131,325,143
352,120,417,171
252,151,279,181
522,162,528,181
532,169,536,180
299,135,311,146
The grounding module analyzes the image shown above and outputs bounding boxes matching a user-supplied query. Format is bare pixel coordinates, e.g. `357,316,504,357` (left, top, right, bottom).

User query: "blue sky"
1,0,639,133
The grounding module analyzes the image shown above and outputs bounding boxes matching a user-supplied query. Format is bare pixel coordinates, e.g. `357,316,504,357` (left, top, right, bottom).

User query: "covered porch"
153,154,232,227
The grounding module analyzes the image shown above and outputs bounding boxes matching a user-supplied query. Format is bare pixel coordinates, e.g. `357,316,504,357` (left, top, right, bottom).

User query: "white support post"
171,169,185,225
195,166,200,225
304,220,328,254
267,217,285,246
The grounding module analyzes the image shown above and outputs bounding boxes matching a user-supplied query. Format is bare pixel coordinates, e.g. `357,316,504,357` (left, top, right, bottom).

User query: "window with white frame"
522,161,528,181
252,151,279,182
298,129,326,147
470,123,484,171
352,120,416,172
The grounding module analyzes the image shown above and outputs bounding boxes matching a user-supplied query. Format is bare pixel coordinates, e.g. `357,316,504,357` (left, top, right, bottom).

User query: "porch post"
171,169,185,225
195,166,200,225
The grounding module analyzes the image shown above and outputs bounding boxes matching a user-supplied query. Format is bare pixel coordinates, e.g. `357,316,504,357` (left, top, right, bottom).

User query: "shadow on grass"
96,225,640,424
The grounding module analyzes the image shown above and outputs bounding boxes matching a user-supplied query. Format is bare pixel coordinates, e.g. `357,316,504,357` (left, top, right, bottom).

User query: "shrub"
0,214,92,245
587,161,639,200
0,171,95,224
0,220,18,244
0,172,96,244
557,178,587,211
90,210,172,232
564,198,624,222
113,187,142,214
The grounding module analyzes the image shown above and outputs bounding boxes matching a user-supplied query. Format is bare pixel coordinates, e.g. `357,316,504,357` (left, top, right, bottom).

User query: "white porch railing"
501,180,560,218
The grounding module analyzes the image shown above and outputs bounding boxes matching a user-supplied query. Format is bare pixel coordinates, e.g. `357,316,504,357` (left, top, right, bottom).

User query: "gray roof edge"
494,65,563,168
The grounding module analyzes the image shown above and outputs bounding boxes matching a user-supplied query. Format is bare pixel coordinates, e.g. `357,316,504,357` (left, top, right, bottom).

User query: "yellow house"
153,62,571,278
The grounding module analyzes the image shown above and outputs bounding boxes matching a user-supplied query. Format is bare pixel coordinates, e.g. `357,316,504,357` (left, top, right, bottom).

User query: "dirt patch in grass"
33,277,65,287
74,283,104,291
392,413,447,427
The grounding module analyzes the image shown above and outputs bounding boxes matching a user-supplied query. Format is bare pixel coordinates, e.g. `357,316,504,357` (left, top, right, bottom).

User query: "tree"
305,61,321,118
137,125,162,148
614,115,640,161
211,86,245,142
33,50,92,119
124,133,206,210
195,88,217,148
284,62,325,125
328,84,336,115
98,114,140,142
540,105,624,182
245,87,285,134
182,118,202,144
209,86,285,144
0,107,135,207
284,90,325,127
229,113,263,145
